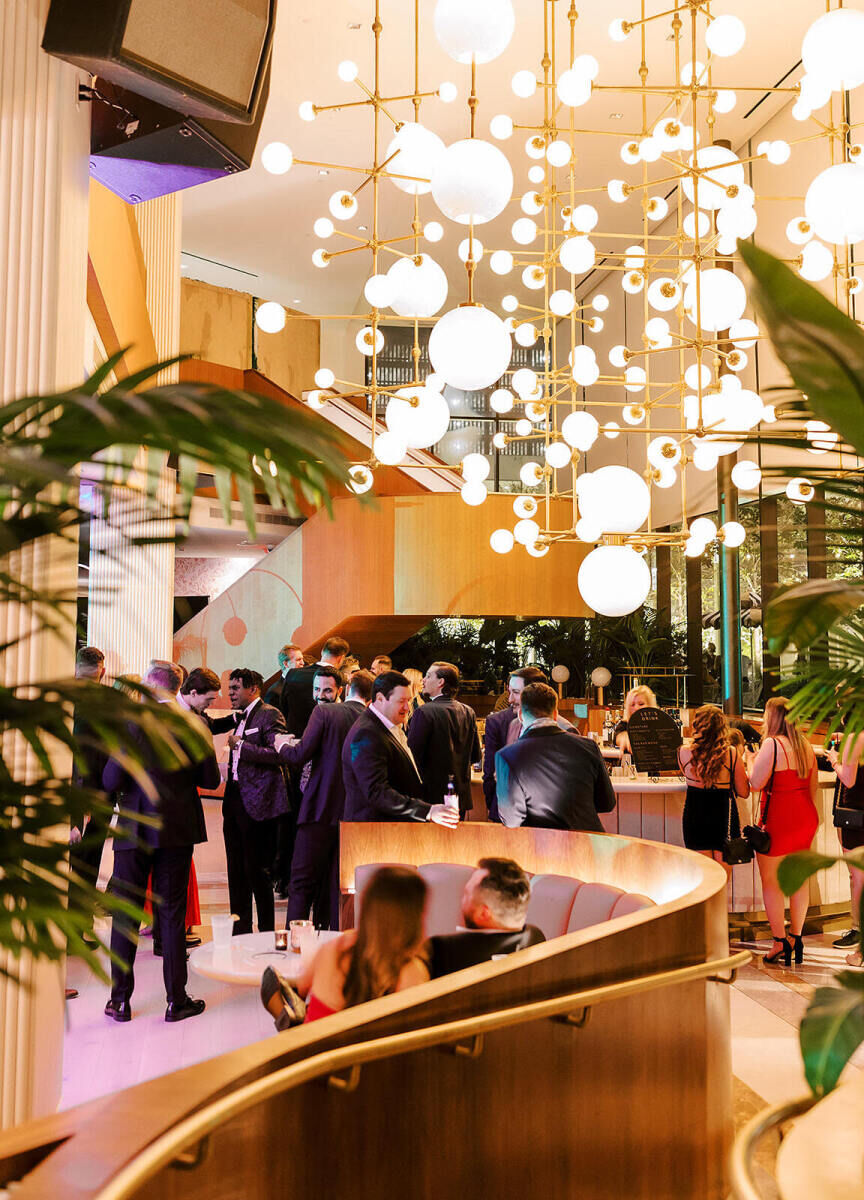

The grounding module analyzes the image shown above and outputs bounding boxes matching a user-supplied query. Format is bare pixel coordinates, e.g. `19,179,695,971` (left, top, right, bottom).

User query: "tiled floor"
61,800,863,1116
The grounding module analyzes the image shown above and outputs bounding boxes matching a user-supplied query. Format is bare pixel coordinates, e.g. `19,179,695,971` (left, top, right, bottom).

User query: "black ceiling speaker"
85,69,270,203
43,0,276,124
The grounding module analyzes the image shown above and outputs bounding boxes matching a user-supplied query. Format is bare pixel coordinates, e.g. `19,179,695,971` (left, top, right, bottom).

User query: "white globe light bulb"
431,139,513,225
457,236,484,264
528,165,545,184
786,477,815,504
684,537,705,558
386,254,449,319
460,480,488,506
799,240,834,282
490,250,514,275
574,517,601,543
355,326,385,356
515,418,532,436
490,388,514,414
373,432,407,466
692,445,719,472
592,293,609,312
549,289,575,316
255,301,286,334
461,452,491,481
578,546,651,617
690,517,717,543
683,269,747,331
513,495,538,519
490,113,514,140
438,81,458,103
706,14,746,57
802,9,864,93
306,391,326,410
729,319,760,348
805,163,864,245
511,367,538,397
261,142,293,175
544,442,572,470
329,190,358,220
559,236,596,274
720,521,746,548
501,294,519,313
682,146,745,211
561,411,599,451
511,70,537,98
312,249,330,269
603,422,620,440
556,67,592,108
514,517,542,545
572,204,599,233
766,140,791,165
313,217,334,238
364,274,395,309
347,466,374,495
314,368,335,389
385,122,446,196
514,322,537,348
385,386,450,450
546,140,572,167
526,541,550,559
609,18,630,42
490,528,515,554
434,0,516,64
337,59,359,82
647,196,669,221
519,461,543,487
647,436,682,469
577,465,650,534
731,459,761,491
298,101,316,122
424,221,444,243
624,366,646,392
714,89,737,114
512,217,538,245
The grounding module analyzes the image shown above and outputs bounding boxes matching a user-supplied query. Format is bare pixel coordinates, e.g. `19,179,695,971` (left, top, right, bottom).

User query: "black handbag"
743,741,774,855
723,751,754,865
833,780,864,830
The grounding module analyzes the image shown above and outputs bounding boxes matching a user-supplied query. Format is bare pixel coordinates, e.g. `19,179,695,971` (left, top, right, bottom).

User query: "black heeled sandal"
791,934,804,965
763,937,792,966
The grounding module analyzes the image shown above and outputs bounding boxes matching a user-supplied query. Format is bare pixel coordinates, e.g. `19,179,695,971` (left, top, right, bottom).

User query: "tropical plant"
1,352,350,980
738,241,864,1097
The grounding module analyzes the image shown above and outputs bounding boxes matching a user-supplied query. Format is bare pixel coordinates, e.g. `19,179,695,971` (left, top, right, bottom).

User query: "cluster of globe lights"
256,0,855,618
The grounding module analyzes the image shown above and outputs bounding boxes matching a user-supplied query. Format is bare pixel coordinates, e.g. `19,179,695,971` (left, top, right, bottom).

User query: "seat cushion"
418,863,475,937
610,892,655,919
526,875,583,939
566,882,625,932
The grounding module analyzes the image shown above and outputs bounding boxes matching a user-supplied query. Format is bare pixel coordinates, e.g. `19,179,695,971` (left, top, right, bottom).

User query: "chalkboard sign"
627,707,682,774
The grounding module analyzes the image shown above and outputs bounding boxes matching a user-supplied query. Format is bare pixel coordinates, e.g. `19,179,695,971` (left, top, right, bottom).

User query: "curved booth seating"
0,826,745,1200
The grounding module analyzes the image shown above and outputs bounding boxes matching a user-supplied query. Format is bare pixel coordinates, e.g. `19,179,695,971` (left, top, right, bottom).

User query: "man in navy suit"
407,661,481,815
482,666,548,821
497,683,615,831
342,671,460,826
274,668,373,928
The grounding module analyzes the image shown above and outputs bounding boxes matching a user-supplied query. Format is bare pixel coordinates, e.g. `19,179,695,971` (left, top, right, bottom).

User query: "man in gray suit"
223,668,289,934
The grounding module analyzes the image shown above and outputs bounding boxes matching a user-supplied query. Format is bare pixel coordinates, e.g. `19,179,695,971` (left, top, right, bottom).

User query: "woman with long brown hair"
678,705,750,879
749,697,819,967
262,866,430,1027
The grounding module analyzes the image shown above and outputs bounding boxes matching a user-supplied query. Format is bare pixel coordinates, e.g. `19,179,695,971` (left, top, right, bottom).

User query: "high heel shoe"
791,934,804,965
763,937,792,967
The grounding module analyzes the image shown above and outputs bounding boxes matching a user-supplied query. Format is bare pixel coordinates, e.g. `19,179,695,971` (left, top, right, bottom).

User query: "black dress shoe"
833,928,860,948
165,995,206,1023
185,934,202,948
104,998,132,1022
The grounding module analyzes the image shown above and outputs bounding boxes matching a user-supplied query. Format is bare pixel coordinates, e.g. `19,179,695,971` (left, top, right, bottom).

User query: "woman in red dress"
749,697,819,966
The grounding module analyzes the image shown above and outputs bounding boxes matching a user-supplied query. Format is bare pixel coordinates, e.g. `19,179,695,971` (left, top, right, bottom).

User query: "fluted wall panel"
0,0,90,1128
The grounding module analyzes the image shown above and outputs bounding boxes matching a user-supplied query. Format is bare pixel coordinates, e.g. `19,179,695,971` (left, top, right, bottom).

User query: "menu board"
627,707,682,774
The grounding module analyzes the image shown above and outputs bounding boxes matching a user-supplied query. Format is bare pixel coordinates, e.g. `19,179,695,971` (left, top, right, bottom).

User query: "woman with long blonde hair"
261,866,429,1027
749,697,819,967
403,667,426,713
677,705,750,880
614,685,658,755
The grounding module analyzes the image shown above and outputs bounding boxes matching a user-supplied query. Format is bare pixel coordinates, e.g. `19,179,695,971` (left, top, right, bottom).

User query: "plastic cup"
211,913,236,947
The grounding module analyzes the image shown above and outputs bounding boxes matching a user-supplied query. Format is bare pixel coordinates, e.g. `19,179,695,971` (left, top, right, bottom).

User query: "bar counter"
600,772,851,917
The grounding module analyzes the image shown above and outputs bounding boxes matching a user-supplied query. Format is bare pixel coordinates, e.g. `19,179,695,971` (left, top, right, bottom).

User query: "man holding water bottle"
407,662,481,817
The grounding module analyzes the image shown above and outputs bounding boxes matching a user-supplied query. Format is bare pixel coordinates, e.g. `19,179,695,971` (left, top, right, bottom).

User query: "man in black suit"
482,666,548,821
103,662,220,1023
427,857,545,977
223,668,290,934
280,636,350,737
263,643,304,709
497,683,615,831
342,671,460,826
274,668,373,929
68,646,110,937
407,662,481,815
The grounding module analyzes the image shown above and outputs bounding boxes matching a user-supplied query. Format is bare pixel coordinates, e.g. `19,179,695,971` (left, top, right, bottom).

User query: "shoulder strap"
760,739,777,826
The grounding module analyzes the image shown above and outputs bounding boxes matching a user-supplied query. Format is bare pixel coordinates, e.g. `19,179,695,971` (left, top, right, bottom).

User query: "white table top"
190,930,340,986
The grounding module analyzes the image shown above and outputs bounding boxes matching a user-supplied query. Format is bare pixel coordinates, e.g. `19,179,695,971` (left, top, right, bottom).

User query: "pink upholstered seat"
610,892,655,919
565,882,625,932
418,863,475,936
525,875,582,938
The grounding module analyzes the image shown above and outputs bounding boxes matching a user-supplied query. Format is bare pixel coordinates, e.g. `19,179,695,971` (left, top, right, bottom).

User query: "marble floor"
61,799,864,1118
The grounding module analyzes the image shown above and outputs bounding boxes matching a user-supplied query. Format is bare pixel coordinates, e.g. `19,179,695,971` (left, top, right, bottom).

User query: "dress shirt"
230,699,259,781
369,705,422,778
519,717,559,736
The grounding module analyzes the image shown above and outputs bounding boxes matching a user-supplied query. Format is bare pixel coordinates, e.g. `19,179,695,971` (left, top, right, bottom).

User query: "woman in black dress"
827,732,864,964
678,705,750,880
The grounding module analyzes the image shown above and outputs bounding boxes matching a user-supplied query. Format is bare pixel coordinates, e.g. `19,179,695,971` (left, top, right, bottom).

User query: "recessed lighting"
609,112,624,120
358,224,368,231
318,168,330,176
348,21,361,29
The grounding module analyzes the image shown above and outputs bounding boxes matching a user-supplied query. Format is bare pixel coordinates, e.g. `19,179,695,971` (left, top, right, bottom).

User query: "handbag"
724,751,754,865
833,780,864,830
743,740,774,855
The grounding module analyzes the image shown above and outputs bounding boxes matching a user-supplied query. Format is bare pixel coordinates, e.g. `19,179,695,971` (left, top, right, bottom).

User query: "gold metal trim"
729,1095,817,1200
94,950,750,1199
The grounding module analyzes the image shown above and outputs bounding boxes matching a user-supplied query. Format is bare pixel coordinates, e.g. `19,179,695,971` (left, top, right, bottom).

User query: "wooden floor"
60,798,863,1115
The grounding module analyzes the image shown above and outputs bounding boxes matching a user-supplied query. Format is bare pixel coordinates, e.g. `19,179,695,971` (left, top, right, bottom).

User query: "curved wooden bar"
603,774,852,917
1,828,737,1200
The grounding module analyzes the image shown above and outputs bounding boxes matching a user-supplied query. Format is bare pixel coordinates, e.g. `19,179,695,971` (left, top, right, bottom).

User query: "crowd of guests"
69,639,862,1027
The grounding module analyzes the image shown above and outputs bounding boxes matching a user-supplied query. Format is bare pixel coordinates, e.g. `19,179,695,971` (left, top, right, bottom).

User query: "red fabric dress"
142,858,201,927
759,761,819,857
304,992,338,1023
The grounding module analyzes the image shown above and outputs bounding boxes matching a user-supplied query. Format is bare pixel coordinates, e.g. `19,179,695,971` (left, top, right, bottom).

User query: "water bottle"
444,775,459,810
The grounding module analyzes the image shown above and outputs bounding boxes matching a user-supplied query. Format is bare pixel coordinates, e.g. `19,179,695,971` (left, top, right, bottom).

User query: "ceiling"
180,0,815,317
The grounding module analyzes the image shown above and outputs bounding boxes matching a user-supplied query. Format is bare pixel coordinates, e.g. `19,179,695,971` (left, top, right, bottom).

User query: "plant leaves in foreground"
765,579,864,654
800,985,864,1096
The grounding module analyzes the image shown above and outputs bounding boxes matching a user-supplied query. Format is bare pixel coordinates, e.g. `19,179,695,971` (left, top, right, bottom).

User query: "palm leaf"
765,579,864,654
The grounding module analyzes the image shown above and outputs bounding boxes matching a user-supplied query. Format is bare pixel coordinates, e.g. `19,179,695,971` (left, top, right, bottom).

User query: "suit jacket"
280,664,320,737
342,709,430,822
232,699,290,821
427,925,546,977
407,696,481,812
496,725,616,832
103,708,220,849
482,707,518,817
263,676,284,709
279,700,366,824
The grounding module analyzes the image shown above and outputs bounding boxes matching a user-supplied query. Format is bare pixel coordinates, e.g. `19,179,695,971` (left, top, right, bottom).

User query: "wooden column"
760,495,780,701
685,554,704,708
0,0,90,1127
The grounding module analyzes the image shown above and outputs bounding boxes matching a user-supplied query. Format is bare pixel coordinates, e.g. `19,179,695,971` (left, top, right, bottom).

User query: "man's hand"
429,804,460,828
226,733,240,750
274,734,298,753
